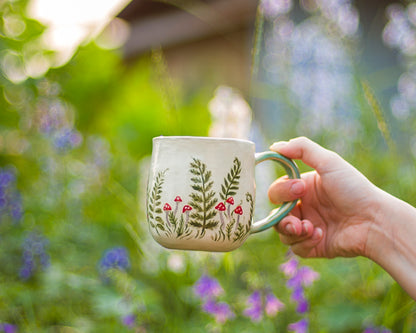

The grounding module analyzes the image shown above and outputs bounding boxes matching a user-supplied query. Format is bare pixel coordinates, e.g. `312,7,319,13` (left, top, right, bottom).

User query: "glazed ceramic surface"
147,136,299,252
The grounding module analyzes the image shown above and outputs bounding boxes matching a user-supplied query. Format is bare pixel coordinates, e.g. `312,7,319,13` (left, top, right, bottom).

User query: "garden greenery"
1,0,416,332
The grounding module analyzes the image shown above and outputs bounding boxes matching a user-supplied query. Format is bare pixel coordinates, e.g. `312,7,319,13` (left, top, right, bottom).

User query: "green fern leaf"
220,157,242,201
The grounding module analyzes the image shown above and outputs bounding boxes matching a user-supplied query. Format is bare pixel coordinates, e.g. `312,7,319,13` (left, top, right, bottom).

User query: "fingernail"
301,222,308,235
291,181,305,196
270,141,288,151
285,224,295,234
312,228,323,240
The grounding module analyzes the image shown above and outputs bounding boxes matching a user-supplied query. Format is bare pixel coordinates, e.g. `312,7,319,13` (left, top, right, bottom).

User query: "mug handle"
251,151,301,234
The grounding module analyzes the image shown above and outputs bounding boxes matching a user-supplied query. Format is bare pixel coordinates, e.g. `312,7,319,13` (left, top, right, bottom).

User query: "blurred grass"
1,1,416,332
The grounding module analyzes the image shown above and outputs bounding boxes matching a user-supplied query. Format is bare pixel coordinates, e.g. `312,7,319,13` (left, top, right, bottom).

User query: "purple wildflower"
287,273,303,289
122,314,136,329
288,318,308,333
290,286,305,303
363,329,378,333
202,299,235,323
265,292,285,316
194,275,234,323
0,168,23,222
194,275,223,299
53,128,82,151
0,323,17,333
99,246,130,274
295,297,309,314
243,291,263,322
19,232,50,281
281,252,318,330
0,170,15,187
280,254,318,315
243,290,285,322
286,274,311,314
297,266,320,287
280,257,298,278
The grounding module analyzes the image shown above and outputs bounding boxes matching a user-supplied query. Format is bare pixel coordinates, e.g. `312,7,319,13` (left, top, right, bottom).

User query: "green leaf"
220,157,242,201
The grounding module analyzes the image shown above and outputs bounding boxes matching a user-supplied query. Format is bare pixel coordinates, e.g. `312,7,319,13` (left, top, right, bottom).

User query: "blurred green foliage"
1,0,416,332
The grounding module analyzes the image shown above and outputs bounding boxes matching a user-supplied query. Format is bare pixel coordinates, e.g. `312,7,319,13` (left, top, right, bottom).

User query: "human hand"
268,137,381,259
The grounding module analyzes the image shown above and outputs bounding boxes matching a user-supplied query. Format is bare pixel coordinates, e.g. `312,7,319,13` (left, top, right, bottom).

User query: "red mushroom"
182,205,192,224
234,205,243,229
163,203,172,225
234,206,243,215
174,196,182,215
215,202,226,228
225,197,234,218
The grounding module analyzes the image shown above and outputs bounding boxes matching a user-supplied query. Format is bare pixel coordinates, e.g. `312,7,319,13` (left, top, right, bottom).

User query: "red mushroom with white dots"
182,205,192,224
226,197,234,218
215,202,226,228
234,205,243,229
163,203,172,225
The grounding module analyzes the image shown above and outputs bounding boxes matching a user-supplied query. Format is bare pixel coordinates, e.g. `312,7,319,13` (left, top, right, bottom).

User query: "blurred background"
1,0,416,331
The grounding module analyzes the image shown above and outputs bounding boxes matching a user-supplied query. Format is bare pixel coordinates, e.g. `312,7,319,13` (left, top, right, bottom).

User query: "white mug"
147,136,300,252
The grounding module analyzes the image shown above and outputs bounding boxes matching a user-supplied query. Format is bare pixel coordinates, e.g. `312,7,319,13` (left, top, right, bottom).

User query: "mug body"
147,136,256,251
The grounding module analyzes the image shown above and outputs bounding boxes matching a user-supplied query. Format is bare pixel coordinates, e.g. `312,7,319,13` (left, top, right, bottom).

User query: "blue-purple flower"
99,246,130,274
280,257,298,277
281,252,319,331
288,318,308,333
0,168,23,222
0,323,17,333
194,275,224,299
243,290,285,322
19,232,50,280
265,292,285,316
296,266,320,287
202,299,235,323
193,275,234,324
243,291,263,322
53,128,82,151
122,314,136,329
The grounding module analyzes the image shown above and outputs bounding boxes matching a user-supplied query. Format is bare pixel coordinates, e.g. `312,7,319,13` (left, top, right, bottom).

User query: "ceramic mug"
146,136,300,252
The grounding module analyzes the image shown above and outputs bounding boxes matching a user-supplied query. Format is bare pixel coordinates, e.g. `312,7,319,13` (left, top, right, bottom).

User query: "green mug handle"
251,151,301,234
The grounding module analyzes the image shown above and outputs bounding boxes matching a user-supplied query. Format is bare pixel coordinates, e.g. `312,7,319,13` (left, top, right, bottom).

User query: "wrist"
365,188,416,299
364,187,395,261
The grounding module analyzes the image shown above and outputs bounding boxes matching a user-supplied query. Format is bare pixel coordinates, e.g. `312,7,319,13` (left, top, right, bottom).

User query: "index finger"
270,136,343,174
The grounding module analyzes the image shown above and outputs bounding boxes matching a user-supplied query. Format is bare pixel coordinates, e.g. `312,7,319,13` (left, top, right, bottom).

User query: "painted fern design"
245,192,254,223
164,213,193,239
176,215,194,239
226,218,236,240
211,227,226,242
147,169,168,235
233,223,250,242
220,157,242,201
188,158,218,238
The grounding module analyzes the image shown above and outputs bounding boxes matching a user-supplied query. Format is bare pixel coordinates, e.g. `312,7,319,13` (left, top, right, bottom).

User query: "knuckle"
292,136,309,145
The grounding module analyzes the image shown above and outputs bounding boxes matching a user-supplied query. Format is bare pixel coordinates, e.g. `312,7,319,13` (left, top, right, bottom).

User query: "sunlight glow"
27,0,131,66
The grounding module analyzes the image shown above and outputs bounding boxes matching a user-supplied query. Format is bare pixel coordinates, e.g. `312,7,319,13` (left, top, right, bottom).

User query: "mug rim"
153,136,254,146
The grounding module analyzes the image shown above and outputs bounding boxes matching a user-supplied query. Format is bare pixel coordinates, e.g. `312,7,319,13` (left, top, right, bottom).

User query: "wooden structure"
117,0,258,91
116,0,406,92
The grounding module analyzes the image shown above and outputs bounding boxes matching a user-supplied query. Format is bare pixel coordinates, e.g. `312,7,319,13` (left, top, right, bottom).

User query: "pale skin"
268,137,416,300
